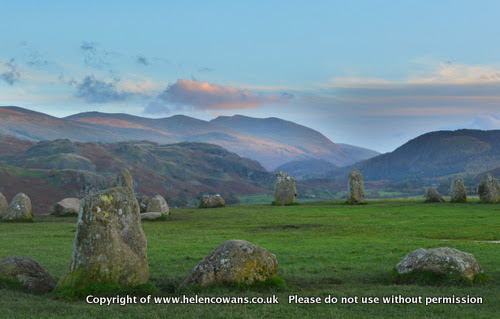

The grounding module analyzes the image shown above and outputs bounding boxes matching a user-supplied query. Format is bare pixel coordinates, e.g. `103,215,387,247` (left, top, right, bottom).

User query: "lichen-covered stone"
114,169,133,188
274,171,296,205
58,186,148,290
478,173,500,203
137,195,150,213
425,187,445,203
147,195,169,215
396,247,484,281
3,193,33,221
179,239,278,287
199,195,225,208
347,170,364,204
0,192,8,219
0,256,55,293
140,212,163,220
450,177,467,203
52,198,81,215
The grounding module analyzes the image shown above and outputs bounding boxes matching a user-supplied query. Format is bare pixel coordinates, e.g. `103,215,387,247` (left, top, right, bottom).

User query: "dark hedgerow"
0,217,34,223
343,200,368,205
270,201,300,206
140,214,168,222
51,211,79,217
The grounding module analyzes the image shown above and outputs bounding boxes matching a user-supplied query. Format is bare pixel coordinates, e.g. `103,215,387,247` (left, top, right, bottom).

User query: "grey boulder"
396,247,484,281
0,256,55,293
180,239,278,287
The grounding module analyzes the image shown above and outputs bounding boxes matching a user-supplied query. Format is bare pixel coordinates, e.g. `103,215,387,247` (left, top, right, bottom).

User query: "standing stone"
52,198,81,216
274,171,297,205
0,256,55,293
179,239,278,287
347,170,364,204
137,195,150,213
396,247,484,281
147,195,169,215
425,187,445,203
3,193,33,221
199,195,226,208
478,174,500,203
450,177,467,203
114,169,133,188
58,186,148,290
0,192,8,219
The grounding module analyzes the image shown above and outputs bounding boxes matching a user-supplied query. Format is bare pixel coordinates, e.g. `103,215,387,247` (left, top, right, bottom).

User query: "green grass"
237,193,275,205
0,200,498,318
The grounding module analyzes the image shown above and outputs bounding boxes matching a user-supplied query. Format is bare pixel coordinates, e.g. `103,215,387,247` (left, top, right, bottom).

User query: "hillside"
320,129,500,182
0,136,274,214
0,107,123,142
274,158,337,180
0,106,378,170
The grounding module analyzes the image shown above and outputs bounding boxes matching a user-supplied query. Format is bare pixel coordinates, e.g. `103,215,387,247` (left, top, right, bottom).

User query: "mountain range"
0,106,379,170
319,129,500,182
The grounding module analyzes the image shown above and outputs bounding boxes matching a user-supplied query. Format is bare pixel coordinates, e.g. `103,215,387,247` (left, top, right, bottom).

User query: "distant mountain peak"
0,107,379,170
322,129,500,182
1,106,57,119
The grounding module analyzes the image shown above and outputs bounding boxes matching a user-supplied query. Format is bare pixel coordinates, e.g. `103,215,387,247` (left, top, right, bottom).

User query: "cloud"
408,60,500,85
75,75,132,103
316,61,500,119
329,76,391,88
197,66,214,73
136,55,149,66
80,41,112,70
1,59,21,85
468,114,500,130
25,47,48,67
144,79,290,114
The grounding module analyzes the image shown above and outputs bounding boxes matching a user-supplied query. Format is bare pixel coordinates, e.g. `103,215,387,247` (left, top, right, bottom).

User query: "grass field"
0,199,498,318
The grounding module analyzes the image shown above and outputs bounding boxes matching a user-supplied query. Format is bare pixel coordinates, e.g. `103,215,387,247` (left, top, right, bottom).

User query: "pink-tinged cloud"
145,79,291,114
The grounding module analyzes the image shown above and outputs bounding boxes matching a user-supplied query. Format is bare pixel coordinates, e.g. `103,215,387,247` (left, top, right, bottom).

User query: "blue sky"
1,1,499,152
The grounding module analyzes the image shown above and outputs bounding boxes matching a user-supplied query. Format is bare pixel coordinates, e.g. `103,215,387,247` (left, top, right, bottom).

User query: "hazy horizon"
1,1,500,153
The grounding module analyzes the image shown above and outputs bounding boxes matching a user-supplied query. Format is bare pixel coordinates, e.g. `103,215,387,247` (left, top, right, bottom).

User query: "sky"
1,0,500,153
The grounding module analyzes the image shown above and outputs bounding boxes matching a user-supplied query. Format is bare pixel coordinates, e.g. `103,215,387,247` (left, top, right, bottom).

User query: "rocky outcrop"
0,256,55,293
147,195,169,215
0,192,7,219
425,187,445,203
52,198,81,216
450,177,467,203
114,169,133,188
2,193,33,221
179,240,278,287
347,170,364,204
396,247,484,281
199,195,225,208
274,171,296,205
50,169,110,198
478,173,500,203
58,186,148,290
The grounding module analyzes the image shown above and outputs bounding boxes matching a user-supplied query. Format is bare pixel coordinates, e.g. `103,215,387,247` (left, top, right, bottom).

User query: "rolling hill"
0,136,274,214
274,158,337,180
320,129,500,182
0,106,379,170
